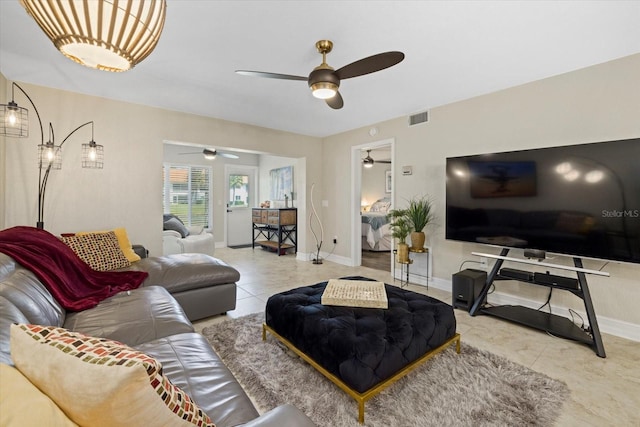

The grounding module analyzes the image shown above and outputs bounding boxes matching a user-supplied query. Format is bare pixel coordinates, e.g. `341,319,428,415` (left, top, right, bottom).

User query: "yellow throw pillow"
0,363,79,427
10,324,215,427
78,227,141,262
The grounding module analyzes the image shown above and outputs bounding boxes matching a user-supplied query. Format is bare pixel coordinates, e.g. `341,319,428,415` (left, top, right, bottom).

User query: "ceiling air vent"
408,110,429,126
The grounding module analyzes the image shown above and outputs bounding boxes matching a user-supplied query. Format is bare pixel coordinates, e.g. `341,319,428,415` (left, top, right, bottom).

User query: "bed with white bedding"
361,198,392,251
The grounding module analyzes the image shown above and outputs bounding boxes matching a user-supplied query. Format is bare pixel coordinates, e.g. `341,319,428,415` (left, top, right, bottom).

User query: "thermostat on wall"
402,166,412,175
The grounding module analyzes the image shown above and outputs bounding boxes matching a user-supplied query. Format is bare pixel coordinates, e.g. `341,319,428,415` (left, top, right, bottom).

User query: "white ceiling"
1,1,639,138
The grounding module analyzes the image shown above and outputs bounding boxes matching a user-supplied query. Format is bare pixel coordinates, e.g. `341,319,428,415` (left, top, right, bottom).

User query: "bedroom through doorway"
360,144,393,272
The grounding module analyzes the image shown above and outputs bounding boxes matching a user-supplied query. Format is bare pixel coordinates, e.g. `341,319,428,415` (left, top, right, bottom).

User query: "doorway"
225,165,258,247
351,138,395,270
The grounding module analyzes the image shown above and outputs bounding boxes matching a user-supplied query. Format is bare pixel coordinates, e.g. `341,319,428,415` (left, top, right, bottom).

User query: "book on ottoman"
321,279,388,309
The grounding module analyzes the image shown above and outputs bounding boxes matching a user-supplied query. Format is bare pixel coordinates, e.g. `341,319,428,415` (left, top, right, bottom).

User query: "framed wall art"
270,166,293,200
385,170,392,193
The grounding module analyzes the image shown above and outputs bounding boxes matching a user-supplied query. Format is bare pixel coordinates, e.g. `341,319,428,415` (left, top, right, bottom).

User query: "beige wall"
1,81,322,256
1,54,639,336
322,54,640,330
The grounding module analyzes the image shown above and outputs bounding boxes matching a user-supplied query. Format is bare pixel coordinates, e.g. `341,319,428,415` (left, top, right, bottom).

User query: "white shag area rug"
202,313,569,426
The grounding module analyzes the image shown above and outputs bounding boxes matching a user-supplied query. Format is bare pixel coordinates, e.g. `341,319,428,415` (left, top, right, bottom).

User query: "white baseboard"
297,251,353,266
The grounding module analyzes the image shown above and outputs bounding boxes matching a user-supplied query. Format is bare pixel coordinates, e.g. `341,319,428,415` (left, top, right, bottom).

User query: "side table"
392,247,430,289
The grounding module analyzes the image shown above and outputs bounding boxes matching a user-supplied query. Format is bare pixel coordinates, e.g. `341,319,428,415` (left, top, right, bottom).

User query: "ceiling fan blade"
235,70,307,81
377,160,392,164
336,51,405,80
325,91,344,109
219,152,239,159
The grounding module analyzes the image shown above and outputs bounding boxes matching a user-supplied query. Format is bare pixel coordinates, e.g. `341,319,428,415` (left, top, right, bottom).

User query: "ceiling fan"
179,148,239,160
236,40,404,109
363,149,391,168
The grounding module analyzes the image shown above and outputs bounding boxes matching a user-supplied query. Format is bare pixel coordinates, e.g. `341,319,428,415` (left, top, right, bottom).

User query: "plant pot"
410,231,425,251
397,242,410,263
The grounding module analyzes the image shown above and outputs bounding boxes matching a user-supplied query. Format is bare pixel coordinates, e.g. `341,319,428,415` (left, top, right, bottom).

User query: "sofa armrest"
163,230,183,256
163,230,182,239
132,245,148,259
239,404,315,427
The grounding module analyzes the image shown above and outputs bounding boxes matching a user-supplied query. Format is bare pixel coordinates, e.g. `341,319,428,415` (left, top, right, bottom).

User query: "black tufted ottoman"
263,276,460,424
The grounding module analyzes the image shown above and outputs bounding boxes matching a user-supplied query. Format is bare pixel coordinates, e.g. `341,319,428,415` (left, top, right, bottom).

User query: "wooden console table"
252,208,297,255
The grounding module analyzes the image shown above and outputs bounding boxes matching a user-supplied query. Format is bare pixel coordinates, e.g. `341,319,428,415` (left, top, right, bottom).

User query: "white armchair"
162,215,215,256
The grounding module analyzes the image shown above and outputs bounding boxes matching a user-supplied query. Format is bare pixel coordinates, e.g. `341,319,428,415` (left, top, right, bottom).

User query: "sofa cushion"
0,253,66,328
129,254,240,294
61,231,131,271
136,332,260,427
0,363,79,427
10,324,215,427
63,285,194,347
0,296,29,365
164,214,190,238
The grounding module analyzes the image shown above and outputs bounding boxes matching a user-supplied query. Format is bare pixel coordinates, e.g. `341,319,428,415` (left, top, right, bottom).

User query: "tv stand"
469,248,606,357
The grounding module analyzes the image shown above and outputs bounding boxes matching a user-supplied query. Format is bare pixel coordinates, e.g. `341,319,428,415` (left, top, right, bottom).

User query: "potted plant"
388,209,412,263
406,196,435,251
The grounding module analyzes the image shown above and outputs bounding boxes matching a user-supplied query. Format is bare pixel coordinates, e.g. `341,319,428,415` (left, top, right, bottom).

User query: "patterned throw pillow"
369,198,391,213
61,231,131,271
10,324,215,427
77,228,141,262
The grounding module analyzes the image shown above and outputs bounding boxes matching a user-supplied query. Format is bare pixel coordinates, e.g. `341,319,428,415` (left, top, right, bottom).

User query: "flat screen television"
446,138,640,264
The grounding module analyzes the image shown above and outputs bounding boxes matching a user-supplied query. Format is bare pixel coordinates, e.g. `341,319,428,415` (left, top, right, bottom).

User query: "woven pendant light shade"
20,0,166,72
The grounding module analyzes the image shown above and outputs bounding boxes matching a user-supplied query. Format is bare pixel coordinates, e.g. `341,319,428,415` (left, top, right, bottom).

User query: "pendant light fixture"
20,0,167,72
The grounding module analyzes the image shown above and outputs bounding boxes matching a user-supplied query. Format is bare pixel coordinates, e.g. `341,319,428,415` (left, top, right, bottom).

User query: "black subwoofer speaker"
452,269,487,311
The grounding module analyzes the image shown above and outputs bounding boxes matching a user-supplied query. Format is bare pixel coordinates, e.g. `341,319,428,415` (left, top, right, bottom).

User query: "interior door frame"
350,138,395,267
224,164,258,247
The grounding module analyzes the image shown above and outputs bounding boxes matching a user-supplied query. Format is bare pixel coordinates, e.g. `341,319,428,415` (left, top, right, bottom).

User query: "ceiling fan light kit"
236,39,404,109
363,149,375,168
203,149,217,160
179,148,239,160
20,0,167,72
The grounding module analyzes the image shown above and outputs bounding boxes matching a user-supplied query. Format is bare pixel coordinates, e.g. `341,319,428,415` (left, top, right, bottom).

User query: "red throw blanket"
0,226,148,311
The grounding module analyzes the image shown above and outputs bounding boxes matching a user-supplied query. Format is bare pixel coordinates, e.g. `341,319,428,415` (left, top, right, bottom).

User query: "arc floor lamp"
1,82,104,229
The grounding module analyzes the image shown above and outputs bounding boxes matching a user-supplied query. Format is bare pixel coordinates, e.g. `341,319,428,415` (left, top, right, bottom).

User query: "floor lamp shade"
20,0,167,72
82,141,104,169
0,101,29,137
38,142,62,170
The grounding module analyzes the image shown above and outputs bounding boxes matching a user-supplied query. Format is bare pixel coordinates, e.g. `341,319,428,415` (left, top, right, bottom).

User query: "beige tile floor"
194,247,640,426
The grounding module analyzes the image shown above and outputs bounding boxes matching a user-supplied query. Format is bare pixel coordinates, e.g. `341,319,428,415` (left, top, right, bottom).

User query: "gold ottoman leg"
358,399,365,424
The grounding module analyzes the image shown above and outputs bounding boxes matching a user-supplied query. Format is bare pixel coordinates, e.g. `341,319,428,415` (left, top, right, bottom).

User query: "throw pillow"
0,363,79,427
10,324,215,427
164,215,190,238
77,227,141,262
61,231,131,271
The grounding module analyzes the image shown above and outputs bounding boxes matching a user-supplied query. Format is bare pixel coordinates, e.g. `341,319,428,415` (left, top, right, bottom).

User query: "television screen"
446,138,640,264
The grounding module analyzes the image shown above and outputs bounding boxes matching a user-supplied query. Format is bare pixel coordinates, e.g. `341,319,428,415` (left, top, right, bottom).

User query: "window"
228,173,250,207
163,164,212,228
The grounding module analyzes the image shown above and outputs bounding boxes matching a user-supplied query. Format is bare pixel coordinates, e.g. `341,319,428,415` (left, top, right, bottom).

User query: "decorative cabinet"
252,208,297,255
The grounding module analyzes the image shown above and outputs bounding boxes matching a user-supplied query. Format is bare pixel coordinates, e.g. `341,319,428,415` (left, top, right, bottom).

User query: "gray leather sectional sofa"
0,252,315,426
125,252,240,321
